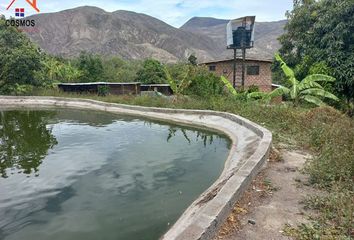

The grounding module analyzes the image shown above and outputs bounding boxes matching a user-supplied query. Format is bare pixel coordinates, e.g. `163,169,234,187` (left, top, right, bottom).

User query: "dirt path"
215,149,314,240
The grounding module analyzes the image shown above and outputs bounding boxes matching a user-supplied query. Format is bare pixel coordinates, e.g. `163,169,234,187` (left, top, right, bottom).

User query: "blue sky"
1,0,293,27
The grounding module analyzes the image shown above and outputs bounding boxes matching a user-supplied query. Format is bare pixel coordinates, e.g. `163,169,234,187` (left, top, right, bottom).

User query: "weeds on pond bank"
285,107,354,239
32,90,354,239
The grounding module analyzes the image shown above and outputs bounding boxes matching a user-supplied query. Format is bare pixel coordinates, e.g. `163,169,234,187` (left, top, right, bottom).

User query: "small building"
58,82,141,95
203,58,273,92
57,82,174,96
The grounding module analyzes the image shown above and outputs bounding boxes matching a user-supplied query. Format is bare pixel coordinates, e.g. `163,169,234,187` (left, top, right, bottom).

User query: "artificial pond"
0,108,231,240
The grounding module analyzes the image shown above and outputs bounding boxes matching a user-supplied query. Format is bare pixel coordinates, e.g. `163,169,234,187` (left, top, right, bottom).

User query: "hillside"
24,7,286,62
25,6,221,62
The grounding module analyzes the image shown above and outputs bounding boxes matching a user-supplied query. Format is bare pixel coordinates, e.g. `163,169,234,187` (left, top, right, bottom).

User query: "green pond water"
0,109,231,240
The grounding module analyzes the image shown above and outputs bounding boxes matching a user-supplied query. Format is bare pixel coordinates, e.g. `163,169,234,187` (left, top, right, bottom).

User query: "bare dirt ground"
215,148,315,240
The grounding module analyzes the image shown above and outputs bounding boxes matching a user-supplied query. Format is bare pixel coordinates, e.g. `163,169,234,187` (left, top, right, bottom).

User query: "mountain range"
24,6,287,63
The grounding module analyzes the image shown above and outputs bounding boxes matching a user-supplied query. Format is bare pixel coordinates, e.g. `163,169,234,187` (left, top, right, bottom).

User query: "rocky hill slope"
25,7,286,62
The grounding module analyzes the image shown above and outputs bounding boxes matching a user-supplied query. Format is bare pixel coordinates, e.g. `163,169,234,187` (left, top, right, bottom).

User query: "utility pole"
233,49,237,89
241,48,246,90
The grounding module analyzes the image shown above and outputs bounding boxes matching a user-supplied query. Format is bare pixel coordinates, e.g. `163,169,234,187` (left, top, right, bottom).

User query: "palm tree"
249,54,339,106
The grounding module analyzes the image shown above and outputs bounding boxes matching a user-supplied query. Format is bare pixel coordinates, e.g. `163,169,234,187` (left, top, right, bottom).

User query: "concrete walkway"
216,149,313,240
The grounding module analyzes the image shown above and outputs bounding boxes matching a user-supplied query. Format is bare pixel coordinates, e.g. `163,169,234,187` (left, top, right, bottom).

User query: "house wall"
108,83,141,95
205,60,272,92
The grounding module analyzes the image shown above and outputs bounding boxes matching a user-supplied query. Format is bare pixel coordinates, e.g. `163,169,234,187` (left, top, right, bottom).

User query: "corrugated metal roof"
58,82,140,86
201,57,273,65
141,84,171,87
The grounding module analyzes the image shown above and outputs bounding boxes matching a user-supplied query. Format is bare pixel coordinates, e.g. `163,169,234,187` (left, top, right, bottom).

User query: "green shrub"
188,54,198,66
247,85,259,93
102,57,142,83
7,84,33,95
184,67,224,98
97,85,109,96
74,52,104,83
136,59,166,84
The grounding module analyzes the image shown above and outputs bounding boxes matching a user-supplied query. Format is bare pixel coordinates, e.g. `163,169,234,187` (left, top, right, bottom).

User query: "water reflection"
0,109,231,240
0,108,226,179
167,127,191,143
144,121,221,147
166,126,222,147
0,111,58,178
55,110,117,127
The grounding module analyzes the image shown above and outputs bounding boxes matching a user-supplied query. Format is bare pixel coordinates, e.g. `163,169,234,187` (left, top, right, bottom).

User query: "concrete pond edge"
0,96,272,240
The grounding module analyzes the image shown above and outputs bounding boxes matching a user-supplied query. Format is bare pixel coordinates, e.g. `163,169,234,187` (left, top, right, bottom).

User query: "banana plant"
164,66,191,97
58,62,82,83
42,58,62,82
249,54,339,106
220,76,238,96
247,87,286,103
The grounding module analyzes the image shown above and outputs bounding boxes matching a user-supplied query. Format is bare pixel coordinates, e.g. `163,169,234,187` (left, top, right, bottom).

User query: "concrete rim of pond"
0,96,272,240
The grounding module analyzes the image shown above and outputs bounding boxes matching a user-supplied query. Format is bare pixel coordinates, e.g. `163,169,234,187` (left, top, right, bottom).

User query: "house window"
247,65,260,75
209,65,216,72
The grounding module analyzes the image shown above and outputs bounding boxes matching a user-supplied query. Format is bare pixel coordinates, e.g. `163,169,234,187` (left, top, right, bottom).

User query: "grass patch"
32,89,354,239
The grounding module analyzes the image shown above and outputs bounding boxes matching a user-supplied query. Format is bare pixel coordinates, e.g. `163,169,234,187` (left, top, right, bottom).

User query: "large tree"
0,18,42,94
276,0,354,104
0,111,58,178
136,59,166,84
75,52,104,83
102,57,142,83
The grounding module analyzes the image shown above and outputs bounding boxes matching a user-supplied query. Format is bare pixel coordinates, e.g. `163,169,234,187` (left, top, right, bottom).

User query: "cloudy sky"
1,0,293,27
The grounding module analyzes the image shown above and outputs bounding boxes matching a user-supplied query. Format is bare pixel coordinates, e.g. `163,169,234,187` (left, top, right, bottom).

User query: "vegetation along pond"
0,108,231,240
